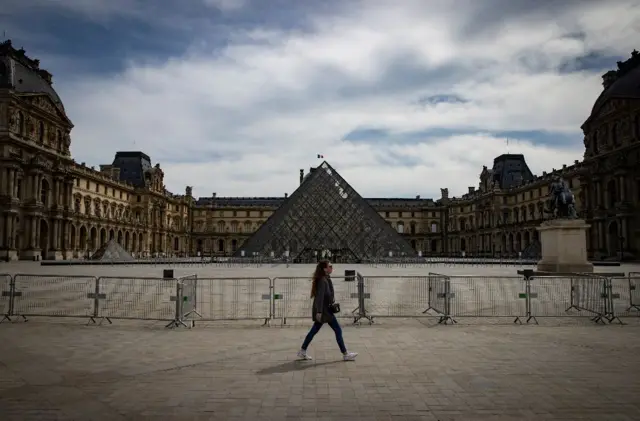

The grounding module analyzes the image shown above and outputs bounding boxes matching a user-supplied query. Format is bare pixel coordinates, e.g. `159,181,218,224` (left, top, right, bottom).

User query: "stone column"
30,174,37,201
0,214,6,248
0,168,6,196
66,181,73,207
30,217,37,248
65,222,72,250
7,169,15,198
53,220,60,249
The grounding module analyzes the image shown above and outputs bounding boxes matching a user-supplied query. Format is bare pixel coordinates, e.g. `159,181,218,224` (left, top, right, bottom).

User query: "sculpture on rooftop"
545,175,578,219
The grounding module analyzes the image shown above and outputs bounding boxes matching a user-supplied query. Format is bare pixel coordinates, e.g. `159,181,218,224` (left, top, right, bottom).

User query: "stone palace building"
0,40,639,261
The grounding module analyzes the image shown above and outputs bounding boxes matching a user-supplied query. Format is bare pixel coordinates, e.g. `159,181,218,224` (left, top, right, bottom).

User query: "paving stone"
0,320,639,420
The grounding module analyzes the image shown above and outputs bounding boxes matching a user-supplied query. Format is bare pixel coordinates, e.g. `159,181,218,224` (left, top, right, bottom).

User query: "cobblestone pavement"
1,319,639,421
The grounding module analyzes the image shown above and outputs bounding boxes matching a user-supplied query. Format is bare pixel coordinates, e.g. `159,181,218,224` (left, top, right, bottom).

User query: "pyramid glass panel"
235,162,416,262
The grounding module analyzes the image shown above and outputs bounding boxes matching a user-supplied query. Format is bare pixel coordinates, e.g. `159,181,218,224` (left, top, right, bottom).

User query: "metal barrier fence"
182,276,272,325
628,272,640,312
272,276,359,324
1,272,639,327
1,273,13,322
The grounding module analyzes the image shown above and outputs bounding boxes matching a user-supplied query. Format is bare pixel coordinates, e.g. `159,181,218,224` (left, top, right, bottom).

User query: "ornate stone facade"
0,40,192,261
1,41,638,261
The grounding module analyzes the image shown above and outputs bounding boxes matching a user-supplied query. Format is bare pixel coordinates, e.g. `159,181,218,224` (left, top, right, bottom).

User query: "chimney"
284,193,288,198
416,195,420,199
468,186,475,194
300,169,304,184
212,192,216,198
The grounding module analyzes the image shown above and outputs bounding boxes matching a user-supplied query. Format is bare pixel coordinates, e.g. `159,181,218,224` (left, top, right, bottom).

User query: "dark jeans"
301,314,346,354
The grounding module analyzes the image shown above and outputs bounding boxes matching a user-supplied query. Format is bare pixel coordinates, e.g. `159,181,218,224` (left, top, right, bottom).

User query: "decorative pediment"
18,93,71,125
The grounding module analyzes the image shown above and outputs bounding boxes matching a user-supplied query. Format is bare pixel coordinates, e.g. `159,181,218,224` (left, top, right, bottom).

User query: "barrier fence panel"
424,272,454,323
96,277,177,323
442,276,527,322
178,274,201,324
11,274,96,322
0,274,13,322
607,276,638,318
195,277,272,324
360,275,440,320
528,276,608,323
272,276,358,324
628,273,640,313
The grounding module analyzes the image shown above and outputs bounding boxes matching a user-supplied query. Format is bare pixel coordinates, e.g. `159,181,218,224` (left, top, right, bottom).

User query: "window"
38,121,44,143
40,180,49,205
431,223,437,233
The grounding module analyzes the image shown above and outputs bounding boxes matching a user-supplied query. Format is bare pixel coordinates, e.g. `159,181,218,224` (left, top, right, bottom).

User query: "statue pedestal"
536,219,593,273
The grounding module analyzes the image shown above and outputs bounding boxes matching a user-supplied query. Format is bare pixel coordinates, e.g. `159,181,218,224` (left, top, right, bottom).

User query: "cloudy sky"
3,0,639,200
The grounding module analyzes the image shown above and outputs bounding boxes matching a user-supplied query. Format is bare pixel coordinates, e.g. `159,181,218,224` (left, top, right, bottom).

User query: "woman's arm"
314,277,326,314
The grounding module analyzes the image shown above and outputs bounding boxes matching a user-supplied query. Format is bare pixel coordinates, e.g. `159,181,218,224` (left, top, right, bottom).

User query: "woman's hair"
310,260,330,298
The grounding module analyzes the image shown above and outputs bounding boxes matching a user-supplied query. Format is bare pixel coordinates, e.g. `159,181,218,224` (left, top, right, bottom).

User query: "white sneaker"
343,351,358,361
297,350,313,360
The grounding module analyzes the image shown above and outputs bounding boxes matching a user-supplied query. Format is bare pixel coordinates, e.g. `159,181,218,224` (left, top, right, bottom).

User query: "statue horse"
545,178,578,219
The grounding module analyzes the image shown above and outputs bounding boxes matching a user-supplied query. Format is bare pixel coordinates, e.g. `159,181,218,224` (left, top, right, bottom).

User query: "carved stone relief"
25,115,35,139
28,96,59,117
8,110,19,133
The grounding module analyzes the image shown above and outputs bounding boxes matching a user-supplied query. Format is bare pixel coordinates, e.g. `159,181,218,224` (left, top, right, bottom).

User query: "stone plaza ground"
1,261,640,420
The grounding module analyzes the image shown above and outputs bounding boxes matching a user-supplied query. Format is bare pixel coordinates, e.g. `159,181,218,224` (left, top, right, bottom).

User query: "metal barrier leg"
565,280,582,312
167,281,189,329
604,279,623,325
523,276,538,325
262,281,274,327
435,280,456,325
626,283,640,312
352,274,373,325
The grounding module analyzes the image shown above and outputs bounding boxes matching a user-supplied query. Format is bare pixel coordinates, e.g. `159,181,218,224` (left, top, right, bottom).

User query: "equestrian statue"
544,175,578,219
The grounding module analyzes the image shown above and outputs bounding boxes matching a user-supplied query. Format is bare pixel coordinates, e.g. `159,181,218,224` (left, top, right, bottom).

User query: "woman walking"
297,260,358,361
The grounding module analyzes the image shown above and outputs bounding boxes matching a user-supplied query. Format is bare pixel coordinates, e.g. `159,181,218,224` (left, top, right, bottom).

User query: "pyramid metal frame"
234,161,416,261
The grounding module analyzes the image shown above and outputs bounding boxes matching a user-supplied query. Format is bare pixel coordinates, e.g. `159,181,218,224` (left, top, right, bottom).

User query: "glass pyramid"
235,161,417,262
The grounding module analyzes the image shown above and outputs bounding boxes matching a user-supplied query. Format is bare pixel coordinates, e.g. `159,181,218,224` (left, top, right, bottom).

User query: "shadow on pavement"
256,359,343,375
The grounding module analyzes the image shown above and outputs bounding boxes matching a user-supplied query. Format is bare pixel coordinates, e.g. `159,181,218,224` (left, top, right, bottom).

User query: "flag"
317,154,324,158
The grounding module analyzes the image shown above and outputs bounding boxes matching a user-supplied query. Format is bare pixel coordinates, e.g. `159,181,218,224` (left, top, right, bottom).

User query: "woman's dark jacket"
312,276,335,323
